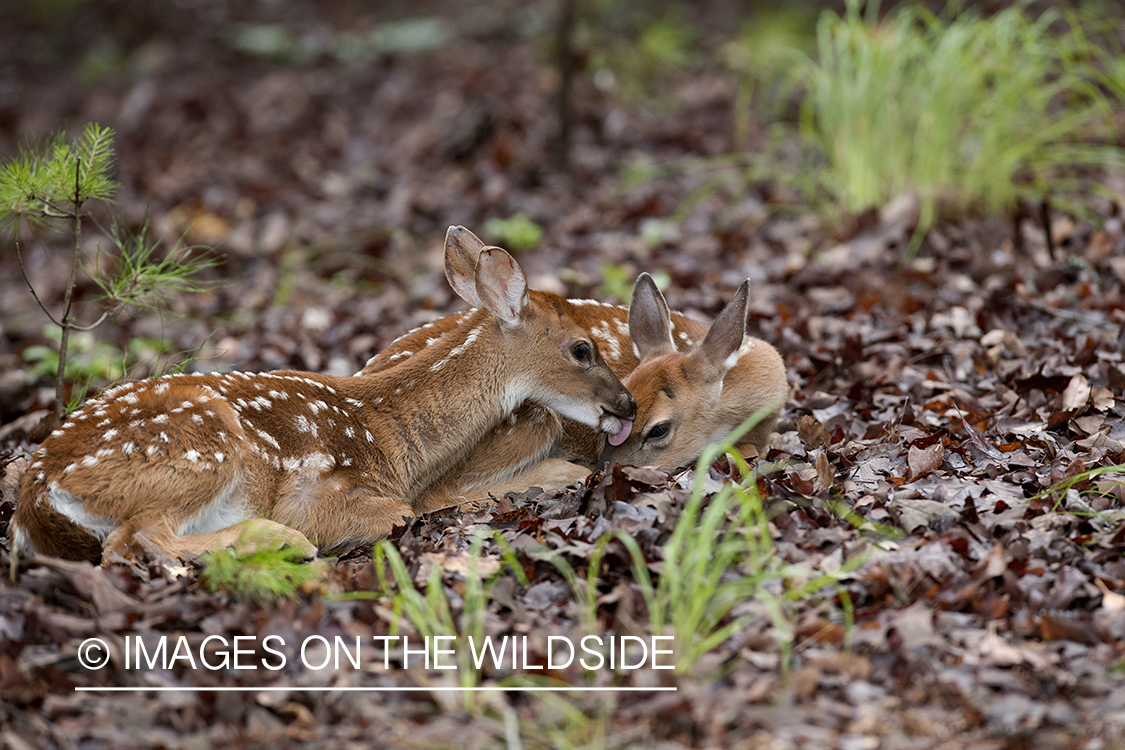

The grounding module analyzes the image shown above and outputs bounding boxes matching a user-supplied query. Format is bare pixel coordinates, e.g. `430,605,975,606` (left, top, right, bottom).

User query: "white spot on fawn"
295,415,318,438
256,429,280,449
103,429,118,440
152,414,169,424
185,450,201,463
431,325,482,371
81,455,99,467
591,321,621,361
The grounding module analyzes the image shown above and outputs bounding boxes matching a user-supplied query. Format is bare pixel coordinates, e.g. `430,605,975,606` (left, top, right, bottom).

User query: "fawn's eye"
572,341,592,361
646,422,671,441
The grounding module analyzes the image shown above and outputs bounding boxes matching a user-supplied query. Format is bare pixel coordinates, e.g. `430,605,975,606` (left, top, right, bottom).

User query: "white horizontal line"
75,686,677,693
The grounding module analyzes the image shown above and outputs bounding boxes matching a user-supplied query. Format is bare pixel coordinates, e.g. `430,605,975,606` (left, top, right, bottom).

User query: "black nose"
618,393,636,420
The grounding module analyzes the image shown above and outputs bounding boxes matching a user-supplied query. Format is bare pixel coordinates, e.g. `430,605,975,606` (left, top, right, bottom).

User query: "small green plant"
22,326,124,384
0,123,219,420
788,1,1124,255
199,539,323,605
484,213,544,252
595,264,669,304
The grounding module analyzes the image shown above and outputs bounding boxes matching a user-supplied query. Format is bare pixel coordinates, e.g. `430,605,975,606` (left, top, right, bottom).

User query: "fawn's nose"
614,393,636,420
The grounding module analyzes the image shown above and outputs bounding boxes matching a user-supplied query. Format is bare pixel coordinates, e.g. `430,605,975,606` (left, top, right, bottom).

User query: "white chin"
600,415,622,434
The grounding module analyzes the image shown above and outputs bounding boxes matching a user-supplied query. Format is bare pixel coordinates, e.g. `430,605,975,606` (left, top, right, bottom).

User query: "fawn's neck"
347,309,524,494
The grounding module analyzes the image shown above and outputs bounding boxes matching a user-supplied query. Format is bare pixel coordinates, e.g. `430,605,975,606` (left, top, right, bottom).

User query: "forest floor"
1,2,1124,749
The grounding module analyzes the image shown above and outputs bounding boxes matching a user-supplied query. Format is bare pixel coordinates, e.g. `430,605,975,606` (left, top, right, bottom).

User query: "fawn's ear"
628,273,676,360
475,247,529,326
692,280,750,382
445,226,487,307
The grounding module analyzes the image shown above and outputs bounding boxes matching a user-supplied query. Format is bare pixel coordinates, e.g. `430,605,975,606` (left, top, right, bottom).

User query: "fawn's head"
445,226,635,441
606,273,753,470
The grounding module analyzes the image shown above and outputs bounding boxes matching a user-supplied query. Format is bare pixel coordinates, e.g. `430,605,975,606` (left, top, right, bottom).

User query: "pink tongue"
607,419,632,447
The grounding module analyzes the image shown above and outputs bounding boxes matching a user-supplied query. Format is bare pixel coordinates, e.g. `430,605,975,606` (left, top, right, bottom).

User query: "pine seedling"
0,123,218,421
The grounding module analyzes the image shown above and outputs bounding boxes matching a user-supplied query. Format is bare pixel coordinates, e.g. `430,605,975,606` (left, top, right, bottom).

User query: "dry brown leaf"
889,601,944,651
908,442,944,479
797,415,831,450
417,551,500,583
976,543,1011,579
1092,387,1115,412
814,451,834,492
1074,415,1105,435
1061,373,1091,411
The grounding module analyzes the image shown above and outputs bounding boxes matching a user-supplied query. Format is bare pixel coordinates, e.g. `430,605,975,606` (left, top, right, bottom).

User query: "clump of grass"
790,1,1123,254
367,533,528,706
198,539,322,605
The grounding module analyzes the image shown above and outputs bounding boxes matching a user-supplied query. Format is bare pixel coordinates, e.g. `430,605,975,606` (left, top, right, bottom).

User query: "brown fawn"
11,226,635,563
362,245,787,493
